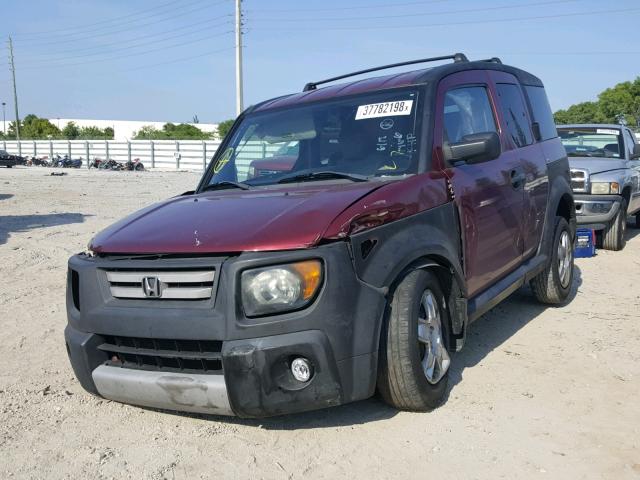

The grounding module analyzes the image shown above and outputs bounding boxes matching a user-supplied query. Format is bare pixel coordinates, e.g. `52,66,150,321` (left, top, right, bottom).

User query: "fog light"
291,357,313,382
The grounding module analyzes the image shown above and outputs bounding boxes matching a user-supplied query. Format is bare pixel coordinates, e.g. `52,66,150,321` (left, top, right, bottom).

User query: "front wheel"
377,270,451,411
602,199,627,251
531,216,574,305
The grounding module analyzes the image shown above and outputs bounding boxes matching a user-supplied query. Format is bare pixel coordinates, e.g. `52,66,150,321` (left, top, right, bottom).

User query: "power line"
19,17,233,60
246,0,456,13
13,0,231,48
12,0,231,40
17,30,235,70
17,20,234,66
122,46,236,73
10,0,198,36
249,0,579,22
248,6,640,31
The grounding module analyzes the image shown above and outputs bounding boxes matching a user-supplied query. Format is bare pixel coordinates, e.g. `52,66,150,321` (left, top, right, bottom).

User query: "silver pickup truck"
558,124,640,251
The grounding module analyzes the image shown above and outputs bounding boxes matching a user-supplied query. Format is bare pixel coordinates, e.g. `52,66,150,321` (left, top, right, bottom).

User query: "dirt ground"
1,167,639,480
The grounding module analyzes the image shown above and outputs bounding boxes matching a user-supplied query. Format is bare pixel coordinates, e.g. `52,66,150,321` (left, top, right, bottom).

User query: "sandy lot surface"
1,167,639,480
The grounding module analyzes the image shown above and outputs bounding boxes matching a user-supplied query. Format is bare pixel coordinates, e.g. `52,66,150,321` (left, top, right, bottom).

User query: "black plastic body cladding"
65,242,387,417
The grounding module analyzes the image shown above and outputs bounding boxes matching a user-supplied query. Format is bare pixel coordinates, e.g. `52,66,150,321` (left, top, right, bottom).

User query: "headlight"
241,260,323,316
591,182,619,195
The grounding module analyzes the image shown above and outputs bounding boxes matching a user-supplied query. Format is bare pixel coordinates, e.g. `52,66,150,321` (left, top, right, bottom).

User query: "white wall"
47,118,218,141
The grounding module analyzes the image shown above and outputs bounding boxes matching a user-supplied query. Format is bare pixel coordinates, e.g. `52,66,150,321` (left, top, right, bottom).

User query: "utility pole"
235,0,243,116
8,36,20,140
1,102,6,135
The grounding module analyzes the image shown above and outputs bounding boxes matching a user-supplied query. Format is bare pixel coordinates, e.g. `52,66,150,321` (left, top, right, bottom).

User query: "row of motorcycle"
25,155,145,171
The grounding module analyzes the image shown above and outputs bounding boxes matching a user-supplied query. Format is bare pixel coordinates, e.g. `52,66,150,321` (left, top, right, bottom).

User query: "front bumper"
92,364,233,415
574,194,621,230
64,242,385,418
66,324,347,417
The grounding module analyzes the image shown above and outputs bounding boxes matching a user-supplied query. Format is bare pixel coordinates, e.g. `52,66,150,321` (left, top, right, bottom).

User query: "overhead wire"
246,0,456,13
17,30,235,70
13,1,232,48
17,20,234,66
12,0,232,41
247,6,640,31
249,0,580,22
18,16,232,60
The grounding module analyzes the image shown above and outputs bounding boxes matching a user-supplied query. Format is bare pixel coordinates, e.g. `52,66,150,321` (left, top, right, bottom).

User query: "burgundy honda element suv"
66,54,575,417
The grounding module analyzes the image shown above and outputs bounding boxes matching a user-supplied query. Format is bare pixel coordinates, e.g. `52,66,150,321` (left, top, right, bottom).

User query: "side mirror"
632,144,640,160
443,132,501,165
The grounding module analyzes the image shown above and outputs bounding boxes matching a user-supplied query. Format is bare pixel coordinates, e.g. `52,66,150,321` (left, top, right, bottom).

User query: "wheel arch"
348,203,468,355
556,192,575,225
621,185,631,205
385,255,467,353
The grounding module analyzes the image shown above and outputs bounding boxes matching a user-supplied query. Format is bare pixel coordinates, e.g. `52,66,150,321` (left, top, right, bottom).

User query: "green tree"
163,122,210,139
132,125,162,139
598,78,640,127
7,114,61,139
554,77,640,128
78,126,110,139
62,121,80,139
103,127,114,139
216,119,235,139
133,123,210,140
554,101,608,125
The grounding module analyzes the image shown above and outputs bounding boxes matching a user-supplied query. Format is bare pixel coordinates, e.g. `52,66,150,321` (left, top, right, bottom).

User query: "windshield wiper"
277,170,369,184
201,181,251,192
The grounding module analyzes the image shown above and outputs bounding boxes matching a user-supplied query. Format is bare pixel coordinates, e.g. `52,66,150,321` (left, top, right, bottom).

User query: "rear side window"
443,86,497,144
496,83,533,148
524,86,557,141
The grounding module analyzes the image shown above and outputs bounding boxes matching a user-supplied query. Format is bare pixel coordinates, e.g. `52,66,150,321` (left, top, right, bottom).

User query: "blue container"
575,228,596,258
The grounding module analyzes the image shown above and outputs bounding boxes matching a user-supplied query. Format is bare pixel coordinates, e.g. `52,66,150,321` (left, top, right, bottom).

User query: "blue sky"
1,0,639,124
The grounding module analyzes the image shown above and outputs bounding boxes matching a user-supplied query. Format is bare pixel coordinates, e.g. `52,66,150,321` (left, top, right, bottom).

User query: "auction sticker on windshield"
596,128,619,135
355,100,414,120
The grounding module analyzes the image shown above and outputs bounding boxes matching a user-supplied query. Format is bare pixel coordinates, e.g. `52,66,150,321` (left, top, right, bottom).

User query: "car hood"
569,157,628,175
90,182,386,254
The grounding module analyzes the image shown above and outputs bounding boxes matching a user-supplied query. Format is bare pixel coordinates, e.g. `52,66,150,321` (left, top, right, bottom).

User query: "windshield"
205,89,421,187
559,128,623,159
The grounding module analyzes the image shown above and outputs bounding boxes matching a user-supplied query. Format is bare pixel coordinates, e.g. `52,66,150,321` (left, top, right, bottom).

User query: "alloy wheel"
417,290,450,384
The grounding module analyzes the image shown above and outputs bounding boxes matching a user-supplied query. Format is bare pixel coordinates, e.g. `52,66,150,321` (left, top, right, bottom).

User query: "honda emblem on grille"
142,277,162,298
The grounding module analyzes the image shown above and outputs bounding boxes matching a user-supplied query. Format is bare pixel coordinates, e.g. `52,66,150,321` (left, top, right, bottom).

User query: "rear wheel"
531,216,573,305
602,199,627,251
377,270,451,411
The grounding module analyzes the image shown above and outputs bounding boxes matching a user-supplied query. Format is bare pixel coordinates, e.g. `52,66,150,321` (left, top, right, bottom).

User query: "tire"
602,199,627,251
635,213,640,229
377,269,451,411
531,216,573,305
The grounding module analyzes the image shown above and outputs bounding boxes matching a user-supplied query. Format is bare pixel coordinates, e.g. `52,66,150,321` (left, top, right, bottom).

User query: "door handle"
510,168,526,189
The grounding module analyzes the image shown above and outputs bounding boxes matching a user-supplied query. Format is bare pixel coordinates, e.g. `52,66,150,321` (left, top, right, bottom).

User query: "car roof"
557,124,623,130
252,60,543,113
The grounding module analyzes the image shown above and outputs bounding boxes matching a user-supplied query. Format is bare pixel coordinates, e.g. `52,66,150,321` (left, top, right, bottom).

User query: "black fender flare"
538,163,575,259
348,202,468,350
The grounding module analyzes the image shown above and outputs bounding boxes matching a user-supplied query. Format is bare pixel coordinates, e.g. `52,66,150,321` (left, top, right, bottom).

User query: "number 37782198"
355,100,414,120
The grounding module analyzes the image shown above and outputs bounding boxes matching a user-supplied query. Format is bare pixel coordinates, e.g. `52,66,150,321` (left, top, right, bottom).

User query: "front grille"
99,335,223,374
570,169,589,193
105,269,215,300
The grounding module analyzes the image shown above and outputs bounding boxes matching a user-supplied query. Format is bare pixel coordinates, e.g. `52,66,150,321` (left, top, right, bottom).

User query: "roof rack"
302,53,469,92
477,57,502,64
